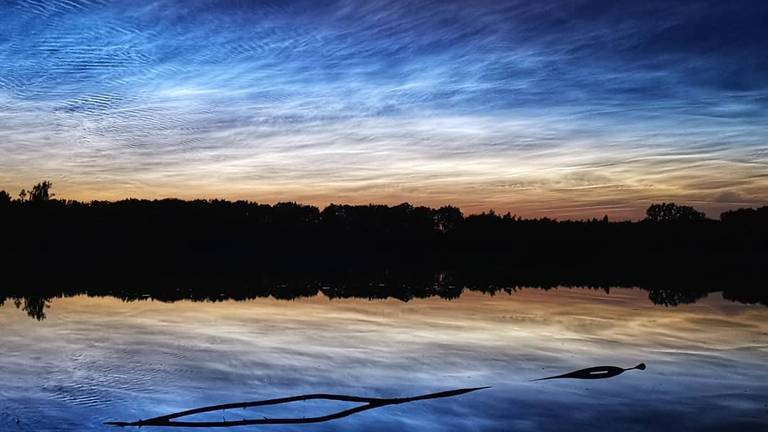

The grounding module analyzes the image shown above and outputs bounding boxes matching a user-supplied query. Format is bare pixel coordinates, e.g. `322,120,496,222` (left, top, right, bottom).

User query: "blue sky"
1,0,766,218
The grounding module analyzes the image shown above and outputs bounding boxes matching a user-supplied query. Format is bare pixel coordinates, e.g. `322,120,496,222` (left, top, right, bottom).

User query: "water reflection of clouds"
0,288,766,431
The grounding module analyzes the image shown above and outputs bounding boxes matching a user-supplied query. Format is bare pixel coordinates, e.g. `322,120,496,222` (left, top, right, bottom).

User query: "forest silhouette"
1,182,766,319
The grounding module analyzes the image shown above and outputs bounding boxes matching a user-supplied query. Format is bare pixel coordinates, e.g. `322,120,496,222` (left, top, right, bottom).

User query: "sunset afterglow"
1,1,766,218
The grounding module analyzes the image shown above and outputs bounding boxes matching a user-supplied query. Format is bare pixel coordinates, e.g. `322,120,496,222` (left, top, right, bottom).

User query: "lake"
1,287,766,431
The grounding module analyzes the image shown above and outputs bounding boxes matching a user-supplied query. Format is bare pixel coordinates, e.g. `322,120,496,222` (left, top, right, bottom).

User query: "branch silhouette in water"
105,387,489,428
533,363,646,381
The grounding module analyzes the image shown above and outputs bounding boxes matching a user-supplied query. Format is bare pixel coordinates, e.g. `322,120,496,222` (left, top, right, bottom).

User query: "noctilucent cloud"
1,0,766,218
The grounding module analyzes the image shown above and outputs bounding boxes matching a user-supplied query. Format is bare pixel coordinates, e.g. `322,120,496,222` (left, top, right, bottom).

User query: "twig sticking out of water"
533,363,646,381
105,387,489,428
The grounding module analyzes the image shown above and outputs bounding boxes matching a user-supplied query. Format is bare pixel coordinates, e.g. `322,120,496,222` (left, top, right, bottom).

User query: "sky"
0,0,767,219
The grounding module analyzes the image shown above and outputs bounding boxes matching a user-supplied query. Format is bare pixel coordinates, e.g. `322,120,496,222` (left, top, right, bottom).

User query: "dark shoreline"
2,196,766,319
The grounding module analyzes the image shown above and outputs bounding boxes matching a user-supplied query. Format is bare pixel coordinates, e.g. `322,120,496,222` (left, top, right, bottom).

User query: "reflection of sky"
1,288,766,431
1,1,767,218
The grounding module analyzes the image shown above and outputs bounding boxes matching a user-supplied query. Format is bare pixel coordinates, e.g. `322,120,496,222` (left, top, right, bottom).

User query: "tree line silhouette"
1,181,766,319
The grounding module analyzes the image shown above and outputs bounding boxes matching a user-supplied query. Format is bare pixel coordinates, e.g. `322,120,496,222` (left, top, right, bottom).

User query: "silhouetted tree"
645,202,706,222
434,206,463,232
720,206,768,248
0,190,10,207
28,180,54,202
721,206,768,224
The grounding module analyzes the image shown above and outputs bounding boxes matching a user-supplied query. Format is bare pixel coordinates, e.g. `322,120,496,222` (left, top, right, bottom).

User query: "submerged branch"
106,387,489,427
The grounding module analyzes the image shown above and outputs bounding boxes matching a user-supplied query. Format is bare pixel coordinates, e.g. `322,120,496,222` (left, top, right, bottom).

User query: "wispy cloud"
1,0,766,218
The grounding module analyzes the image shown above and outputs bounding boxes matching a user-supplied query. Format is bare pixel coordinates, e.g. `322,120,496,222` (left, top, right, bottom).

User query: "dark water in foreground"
1,288,766,431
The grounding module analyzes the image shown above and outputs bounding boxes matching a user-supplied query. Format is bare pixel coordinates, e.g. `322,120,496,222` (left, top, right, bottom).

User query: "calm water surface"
1,288,766,431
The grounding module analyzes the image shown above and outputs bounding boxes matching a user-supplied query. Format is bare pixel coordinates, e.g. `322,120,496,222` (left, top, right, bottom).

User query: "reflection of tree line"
1,182,766,320
1,270,763,321
3,296,50,321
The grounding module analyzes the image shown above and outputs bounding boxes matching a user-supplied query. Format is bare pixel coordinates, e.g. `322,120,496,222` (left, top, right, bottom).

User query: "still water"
1,288,766,431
